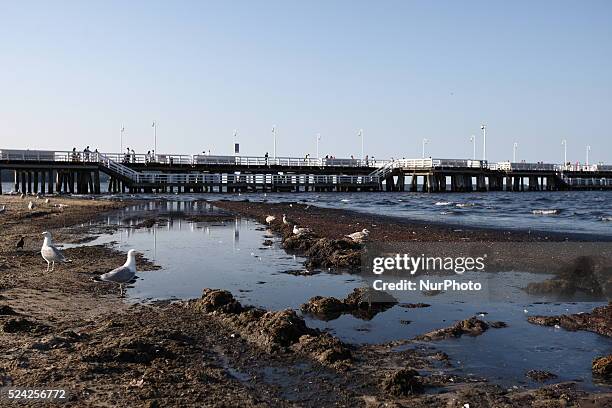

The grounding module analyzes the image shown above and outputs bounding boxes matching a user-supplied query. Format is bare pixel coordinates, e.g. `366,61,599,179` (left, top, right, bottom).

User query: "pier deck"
1,149,611,194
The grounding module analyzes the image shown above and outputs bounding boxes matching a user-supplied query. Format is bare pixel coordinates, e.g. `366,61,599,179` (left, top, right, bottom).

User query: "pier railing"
134,172,380,186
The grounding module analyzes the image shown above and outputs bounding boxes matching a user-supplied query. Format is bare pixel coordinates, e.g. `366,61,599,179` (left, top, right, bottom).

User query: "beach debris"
2,317,48,334
527,303,611,338
382,368,424,396
592,355,612,379
414,317,505,341
301,287,397,321
398,303,430,309
40,231,71,272
525,370,558,382
0,305,18,315
265,215,276,224
345,228,370,243
93,249,137,297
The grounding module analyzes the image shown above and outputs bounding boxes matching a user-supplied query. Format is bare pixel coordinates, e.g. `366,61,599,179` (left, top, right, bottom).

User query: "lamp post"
152,121,157,154
561,139,567,165
316,133,321,160
480,124,487,161
233,129,238,156
469,135,476,160
586,145,591,166
120,125,125,156
358,129,364,159
513,142,518,162
271,125,277,160
422,138,429,158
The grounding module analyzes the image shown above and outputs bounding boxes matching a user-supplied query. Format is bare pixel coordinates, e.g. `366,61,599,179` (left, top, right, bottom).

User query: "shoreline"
0,195,610,407
212,199,612,243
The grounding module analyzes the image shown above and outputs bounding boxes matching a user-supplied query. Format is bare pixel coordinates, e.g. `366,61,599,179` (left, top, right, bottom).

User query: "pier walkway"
1,149,611,194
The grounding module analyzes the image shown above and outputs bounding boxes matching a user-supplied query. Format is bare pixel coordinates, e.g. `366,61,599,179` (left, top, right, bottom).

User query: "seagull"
20,193,25,199
45,198,50,204
293,225,311,235
28,201,35,210
345,228,370,242
0,205,5,214
16,236,24,250
40,231,71,271
282,214,290,225
94,249,137,297
265,215,276,225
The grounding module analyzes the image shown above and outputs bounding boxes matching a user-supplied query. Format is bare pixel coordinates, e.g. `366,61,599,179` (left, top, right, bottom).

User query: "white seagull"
28,201,35,210
282,214,290,225
293,225,311,235
265,215,276,225
346,228,370,243
0,205,5,214
94,249,138,296
41,231,71,271
45,198,50,204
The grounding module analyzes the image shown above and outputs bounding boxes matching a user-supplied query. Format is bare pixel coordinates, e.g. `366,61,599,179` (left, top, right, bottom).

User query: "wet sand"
0,195,610,407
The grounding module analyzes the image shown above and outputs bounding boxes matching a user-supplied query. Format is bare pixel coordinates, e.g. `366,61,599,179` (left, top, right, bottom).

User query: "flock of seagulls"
267,212,370,243
2,195,137,297
11,228,138,297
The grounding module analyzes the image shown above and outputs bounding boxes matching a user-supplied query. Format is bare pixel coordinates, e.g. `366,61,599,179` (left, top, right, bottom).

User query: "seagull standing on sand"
0,205,5,214
41,231,71,271
346,228,370,243
265,215,276,225
20,193,26,199
16,236,24,250
293,225,311,235
28,201,35,210
94,249,138,297
282,214,290,225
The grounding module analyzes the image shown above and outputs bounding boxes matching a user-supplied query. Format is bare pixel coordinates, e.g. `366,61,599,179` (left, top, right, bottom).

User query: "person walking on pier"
265,152,269,166
71,147,79,162
131,149,136,163
124,147,130,163
83,146,91,161
145,151,151,164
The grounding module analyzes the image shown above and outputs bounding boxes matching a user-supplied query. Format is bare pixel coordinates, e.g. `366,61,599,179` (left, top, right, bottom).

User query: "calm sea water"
70,201,611,391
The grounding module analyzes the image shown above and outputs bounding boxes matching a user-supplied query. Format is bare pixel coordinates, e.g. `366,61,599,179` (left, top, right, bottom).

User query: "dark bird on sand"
16,236,25,250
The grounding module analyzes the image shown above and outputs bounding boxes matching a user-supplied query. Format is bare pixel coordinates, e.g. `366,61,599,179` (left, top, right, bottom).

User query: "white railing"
133,172,380,185
494,161,558,171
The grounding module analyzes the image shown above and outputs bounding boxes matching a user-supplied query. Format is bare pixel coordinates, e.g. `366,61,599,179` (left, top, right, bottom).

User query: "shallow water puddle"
80,200,610,391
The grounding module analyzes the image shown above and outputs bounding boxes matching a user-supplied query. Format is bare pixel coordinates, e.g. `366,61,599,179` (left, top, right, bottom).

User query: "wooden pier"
1,149,611,194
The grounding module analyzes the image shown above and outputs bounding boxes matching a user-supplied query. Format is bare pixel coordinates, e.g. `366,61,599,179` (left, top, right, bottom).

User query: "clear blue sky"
1,0,610,164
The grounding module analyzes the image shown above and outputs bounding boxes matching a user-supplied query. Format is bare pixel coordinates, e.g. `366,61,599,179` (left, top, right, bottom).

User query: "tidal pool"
79,200,611,391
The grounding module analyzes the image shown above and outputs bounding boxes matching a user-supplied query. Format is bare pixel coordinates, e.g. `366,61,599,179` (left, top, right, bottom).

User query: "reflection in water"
81,200,610,391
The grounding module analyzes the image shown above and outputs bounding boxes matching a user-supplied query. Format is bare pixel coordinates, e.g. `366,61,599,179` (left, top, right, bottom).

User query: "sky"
1,0,611,164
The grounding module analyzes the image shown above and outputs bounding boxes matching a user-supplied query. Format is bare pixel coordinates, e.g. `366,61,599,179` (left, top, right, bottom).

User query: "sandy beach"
0,195,610,407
